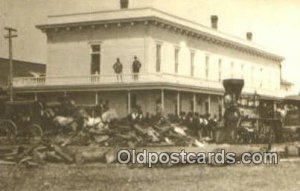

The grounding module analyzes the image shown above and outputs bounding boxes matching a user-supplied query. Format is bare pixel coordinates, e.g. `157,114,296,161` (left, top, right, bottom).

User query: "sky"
1,0,300,92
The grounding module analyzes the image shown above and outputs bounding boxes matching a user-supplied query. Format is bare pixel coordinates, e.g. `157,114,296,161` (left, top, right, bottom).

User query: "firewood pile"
0,108,209,167
3,97,293,167
0,95,215,167
68,118,206,148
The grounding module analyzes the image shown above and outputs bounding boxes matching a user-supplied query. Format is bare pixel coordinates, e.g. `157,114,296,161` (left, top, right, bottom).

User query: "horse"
84,109,119,135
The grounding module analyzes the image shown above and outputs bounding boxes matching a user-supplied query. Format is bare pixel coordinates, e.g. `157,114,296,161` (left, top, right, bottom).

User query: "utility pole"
4,27,17,102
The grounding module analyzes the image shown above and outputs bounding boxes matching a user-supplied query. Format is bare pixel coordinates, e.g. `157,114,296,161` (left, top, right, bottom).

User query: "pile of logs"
0,143,120,167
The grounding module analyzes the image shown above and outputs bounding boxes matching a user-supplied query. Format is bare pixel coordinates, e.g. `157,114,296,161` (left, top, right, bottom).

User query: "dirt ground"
0,160,300,191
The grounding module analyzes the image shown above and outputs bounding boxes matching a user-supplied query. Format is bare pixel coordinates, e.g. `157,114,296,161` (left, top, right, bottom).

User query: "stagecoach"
0,100,43,143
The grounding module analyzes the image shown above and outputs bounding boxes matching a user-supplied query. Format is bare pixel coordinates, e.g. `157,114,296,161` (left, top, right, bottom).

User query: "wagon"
237,117,280,144
0,100,43,143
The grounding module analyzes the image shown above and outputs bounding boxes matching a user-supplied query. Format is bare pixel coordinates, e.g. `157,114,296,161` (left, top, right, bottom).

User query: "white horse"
85,109,119,134
53,116,74,127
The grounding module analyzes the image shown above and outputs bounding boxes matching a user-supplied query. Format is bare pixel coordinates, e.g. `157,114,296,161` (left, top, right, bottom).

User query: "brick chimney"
120,0,129,9
211,15,218,29
246,32,253,41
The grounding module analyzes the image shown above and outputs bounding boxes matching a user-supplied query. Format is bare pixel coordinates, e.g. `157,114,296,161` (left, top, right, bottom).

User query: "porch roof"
13,82,224,96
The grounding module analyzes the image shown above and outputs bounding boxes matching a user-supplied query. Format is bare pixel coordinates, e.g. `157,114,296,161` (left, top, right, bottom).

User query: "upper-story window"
251,66,254,85
175,47,180,74
205,55,209,79
260,67,263,88
156,43,162,73
230,61,234,78
120,0,129,9
241,63,244,78
268,69,272,87
190,50,195,77
90,44,101,74
218,59,222,82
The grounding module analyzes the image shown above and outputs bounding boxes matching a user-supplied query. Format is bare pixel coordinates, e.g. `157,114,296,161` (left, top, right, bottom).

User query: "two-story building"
13,0,286,118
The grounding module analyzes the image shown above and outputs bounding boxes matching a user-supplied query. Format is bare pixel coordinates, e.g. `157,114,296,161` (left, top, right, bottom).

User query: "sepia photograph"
0,0,300,190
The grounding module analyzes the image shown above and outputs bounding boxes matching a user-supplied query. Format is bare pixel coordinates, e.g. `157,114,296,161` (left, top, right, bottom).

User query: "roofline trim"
36,7,284,62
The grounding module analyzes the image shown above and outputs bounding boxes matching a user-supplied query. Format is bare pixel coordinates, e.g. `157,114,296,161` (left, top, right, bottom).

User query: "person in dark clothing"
155,99,163,117
192,112,201,137
205,113,213,138
186,112,194,132
113,58,123,82
132,56,141,80
179,112,187,123
208,114,218,139
198,114,205,139
129,106,141,124
95,100,104,117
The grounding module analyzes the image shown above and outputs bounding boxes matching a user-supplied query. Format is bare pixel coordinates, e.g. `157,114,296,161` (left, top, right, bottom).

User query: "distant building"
280,79,293,94
0,57,45,87
13,0,287,117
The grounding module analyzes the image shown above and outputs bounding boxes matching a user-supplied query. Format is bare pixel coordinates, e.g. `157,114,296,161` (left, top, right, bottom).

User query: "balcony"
13,73,221,90
12,73,283,98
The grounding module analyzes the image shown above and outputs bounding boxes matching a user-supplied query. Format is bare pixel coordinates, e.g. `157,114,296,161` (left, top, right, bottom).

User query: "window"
120,0,129,9
230,62,234,78
90,44,101,74
218,59,222,82
190,51,195,77
175,48,179,74
205,55,209,79
241,64,244,78
251,66,254,82
156,44,162,72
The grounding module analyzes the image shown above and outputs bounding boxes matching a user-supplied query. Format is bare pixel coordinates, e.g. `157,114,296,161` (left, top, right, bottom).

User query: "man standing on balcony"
113,58,123,82
132,56,141,80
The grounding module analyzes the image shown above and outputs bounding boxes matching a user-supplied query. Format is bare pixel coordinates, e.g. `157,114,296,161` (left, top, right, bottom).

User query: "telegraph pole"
4,27,17,102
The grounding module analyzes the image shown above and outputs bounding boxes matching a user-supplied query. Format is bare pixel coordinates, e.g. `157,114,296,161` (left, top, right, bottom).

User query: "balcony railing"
13,73,283,97
13,73,220,87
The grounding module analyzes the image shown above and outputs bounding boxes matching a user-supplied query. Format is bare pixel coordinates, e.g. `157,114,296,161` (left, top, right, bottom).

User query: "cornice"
37,8,284,62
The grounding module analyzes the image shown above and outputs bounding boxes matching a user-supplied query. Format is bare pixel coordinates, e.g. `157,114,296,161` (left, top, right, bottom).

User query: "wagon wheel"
29,124,43,144
0,120,17,143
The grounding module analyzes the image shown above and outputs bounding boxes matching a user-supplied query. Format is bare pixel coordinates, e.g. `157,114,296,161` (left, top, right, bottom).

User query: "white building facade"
13,0,286,117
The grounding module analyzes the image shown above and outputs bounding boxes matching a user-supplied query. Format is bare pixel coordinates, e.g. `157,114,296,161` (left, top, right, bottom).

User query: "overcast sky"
1,0,300,92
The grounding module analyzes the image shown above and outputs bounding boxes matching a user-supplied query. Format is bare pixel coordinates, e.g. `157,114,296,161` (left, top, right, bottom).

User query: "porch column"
95,92,99,105
177,91,180,115
127,91,131,114
193,94,196,112
273,101,277,114
161,89,165,112
64,91,67,96
218,96,223,117
221,96,225,115
208,94,211,114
